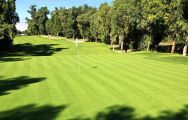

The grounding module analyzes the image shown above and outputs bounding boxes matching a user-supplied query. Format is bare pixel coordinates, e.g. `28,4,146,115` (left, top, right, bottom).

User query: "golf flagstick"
76,38,80,74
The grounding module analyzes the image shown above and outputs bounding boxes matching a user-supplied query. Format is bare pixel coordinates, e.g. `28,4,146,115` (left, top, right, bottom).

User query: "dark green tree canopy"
24,0,188,54
26,5,49,35
0,0,19,50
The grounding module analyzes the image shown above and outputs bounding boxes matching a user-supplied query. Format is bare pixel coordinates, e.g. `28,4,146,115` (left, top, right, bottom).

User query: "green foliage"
111,0,144,50
24,0,188,53
0,0,19,50
77,9,96,39
140,0,166,49
26,19,38,35
90,12,100,41
58,8,75,38
44,5,96,38
26,5,49,35
26,5,38,35
77,13,91,39
45,20,52,35
97,3,111,43
164,0,188,40
139,34,151,50
47,8,62,36
37,7,50,35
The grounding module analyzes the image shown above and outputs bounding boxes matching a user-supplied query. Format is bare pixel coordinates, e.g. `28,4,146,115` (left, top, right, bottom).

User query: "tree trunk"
183,36,188,56
95,38,97,42
57,33,59,37
113,44,115,51
119,34,125,52
183,45,187,56
121,41,124,51
147,33,153,51
171,40,176,53
111,41,115,51
83,36,85,40
147,41,151,52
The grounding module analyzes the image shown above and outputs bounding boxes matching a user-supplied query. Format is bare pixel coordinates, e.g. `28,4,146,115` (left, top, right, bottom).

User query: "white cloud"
16,21,28,31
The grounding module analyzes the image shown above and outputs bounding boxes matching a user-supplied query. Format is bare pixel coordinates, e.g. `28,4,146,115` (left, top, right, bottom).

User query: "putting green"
0,36,188,120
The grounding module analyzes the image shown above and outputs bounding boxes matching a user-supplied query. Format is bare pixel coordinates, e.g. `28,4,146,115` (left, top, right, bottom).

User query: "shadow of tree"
145,55,188,65
0,104,66,120
0,76,45,96
94,105,135,120
1,43,68,57
142,105,188,120
135,52,188,65
0,57,31,63
72,105,188,120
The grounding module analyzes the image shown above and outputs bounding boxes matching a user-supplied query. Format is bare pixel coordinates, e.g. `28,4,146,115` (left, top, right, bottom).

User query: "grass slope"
0,36,188,120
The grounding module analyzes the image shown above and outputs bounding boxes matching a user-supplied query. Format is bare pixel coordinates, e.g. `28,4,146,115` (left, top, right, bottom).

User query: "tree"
77,14,90,39
22,0,188,55
90,12,100,42
49,8,62,36
111,0,128,51
77,10,95,39
70,6,85,38
164,0,188,53
97,3,111,44
50,5,96,38
36,7,49,35
183,36,188,56
46,19,52,35
26,19,38,35
26,5,39,35
0,0,19,50
110,34,118,51
182,0,188,56
140,0,167,51
26,5,49,35
76,5,96,39
57,8,74,38
111,0,141,51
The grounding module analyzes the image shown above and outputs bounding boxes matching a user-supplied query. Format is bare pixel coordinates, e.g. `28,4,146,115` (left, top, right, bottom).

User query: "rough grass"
0,36,188,120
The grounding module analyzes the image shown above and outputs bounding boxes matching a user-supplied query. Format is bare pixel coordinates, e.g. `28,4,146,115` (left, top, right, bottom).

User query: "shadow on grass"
0,76,45,96
136,52,188,65
0,104,66,120
146,56,188,65
72,105,188,120
0,57,31,63
1,43,68,57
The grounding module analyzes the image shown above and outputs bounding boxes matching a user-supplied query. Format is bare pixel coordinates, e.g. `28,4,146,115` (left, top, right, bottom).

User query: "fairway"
1,36,188,120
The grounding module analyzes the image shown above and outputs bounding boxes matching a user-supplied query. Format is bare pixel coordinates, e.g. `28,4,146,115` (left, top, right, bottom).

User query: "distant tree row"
25,5,50,35
0,0,19,50
26,0,188,55
26,5,96,38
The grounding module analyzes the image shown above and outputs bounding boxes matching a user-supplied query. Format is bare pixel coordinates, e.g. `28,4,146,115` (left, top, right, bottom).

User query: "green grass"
1,36,188,120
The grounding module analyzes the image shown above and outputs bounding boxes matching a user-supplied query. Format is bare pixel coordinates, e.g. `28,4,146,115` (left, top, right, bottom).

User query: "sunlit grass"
0,36,188,119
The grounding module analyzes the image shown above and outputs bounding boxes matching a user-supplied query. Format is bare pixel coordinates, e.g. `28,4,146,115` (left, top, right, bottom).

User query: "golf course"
1,36,188,120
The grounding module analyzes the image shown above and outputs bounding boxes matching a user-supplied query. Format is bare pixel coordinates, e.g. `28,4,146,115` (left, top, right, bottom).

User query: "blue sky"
16,0,112,31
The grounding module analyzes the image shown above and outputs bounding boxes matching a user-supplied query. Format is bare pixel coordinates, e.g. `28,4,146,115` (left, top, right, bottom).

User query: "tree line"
0,0,19,50
26,0,188,55
1,0,188,55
